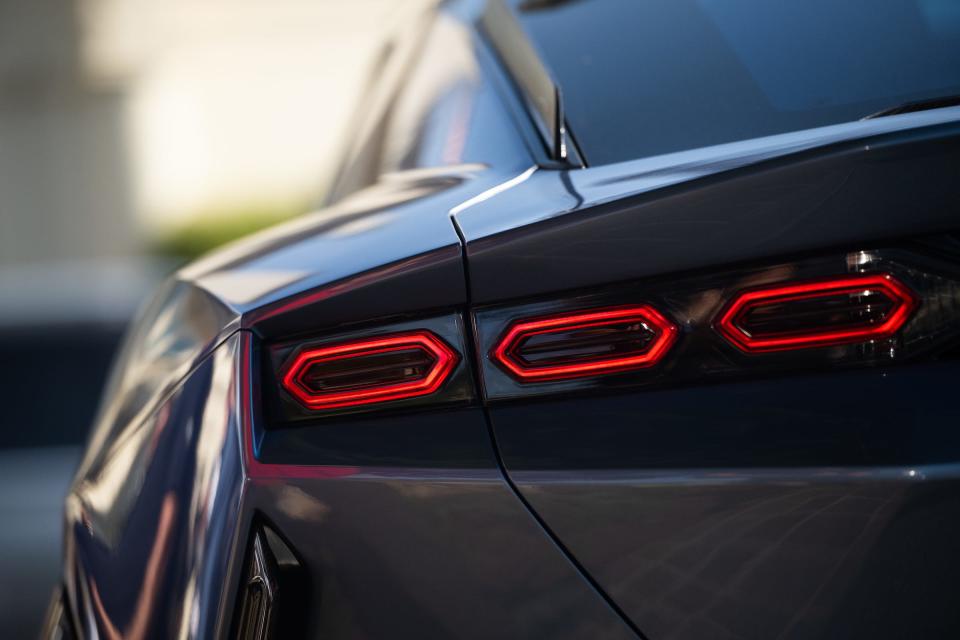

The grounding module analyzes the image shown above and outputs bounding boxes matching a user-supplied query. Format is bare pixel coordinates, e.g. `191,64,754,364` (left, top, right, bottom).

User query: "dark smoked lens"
299,348,437,393
480,253,958,402
280,331,459,410
715,273,918,353
491,305,678,382
516,321,657,366
738,290,896,337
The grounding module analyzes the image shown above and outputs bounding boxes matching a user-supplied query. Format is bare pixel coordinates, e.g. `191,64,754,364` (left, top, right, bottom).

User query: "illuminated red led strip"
281,331,458,409
715,273,918,353
492,305,678,382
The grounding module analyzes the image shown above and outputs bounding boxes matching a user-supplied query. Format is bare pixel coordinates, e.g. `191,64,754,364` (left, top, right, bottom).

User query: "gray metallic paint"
454,109,960,302
454,109,960,638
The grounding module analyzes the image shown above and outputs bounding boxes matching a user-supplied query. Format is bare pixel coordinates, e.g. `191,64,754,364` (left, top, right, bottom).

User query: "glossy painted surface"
455,110,960,303
239,473,637,639
509,464,960,639
65,333,246,639
458,109,960,637
483,319,960,637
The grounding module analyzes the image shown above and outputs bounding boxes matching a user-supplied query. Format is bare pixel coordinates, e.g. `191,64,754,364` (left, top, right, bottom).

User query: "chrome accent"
235,531,278,640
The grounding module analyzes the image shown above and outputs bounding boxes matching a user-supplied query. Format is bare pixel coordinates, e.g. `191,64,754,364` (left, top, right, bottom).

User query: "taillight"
280,331,459,409
491,305,678,382
254,315,472,466
715,273,918,353
475,245,960,403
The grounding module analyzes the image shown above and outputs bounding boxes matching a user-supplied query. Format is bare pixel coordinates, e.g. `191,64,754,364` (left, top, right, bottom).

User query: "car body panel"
65,334,246,639
457,96,960,638
485,363,960,638
453,101,960,638
454,109,960,302
509,463,960,639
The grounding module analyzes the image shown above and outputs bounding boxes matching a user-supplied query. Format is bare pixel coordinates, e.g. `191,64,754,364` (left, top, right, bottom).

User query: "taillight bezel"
262,313,475,424
280,330,459,410
491,305,679,382
714,273,919,353
474,247,958,403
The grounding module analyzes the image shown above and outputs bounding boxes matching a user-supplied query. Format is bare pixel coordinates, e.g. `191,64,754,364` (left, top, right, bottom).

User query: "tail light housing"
252,314,475,468
475,245,960,402
715,273,918,353
280,331,458,410
491,305,678,382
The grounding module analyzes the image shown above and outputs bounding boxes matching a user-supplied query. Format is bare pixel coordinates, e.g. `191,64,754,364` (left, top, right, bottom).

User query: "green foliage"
150,204,303,261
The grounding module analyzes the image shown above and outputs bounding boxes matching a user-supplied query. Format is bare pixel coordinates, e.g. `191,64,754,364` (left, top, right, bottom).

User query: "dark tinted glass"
514,0,960,164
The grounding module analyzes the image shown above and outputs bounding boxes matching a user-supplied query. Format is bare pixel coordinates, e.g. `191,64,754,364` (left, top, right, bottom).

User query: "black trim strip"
479,0,583,167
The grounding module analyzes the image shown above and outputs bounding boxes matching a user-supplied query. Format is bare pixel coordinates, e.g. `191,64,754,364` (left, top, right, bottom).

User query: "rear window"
514,0,960,165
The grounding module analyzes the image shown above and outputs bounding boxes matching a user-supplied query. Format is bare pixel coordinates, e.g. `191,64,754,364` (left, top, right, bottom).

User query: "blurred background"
0,0,430,636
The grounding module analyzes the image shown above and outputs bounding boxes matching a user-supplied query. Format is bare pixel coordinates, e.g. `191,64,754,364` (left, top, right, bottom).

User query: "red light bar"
491,305,678,382
715,273,918,353
281,331,458,409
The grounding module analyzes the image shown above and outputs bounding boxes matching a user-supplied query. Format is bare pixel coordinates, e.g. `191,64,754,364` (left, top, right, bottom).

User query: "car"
42,0,960,638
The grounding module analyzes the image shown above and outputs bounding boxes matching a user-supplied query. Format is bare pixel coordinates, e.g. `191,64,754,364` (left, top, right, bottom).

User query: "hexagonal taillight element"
715,273,918,353
281,331,458,409
491,305,679,382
